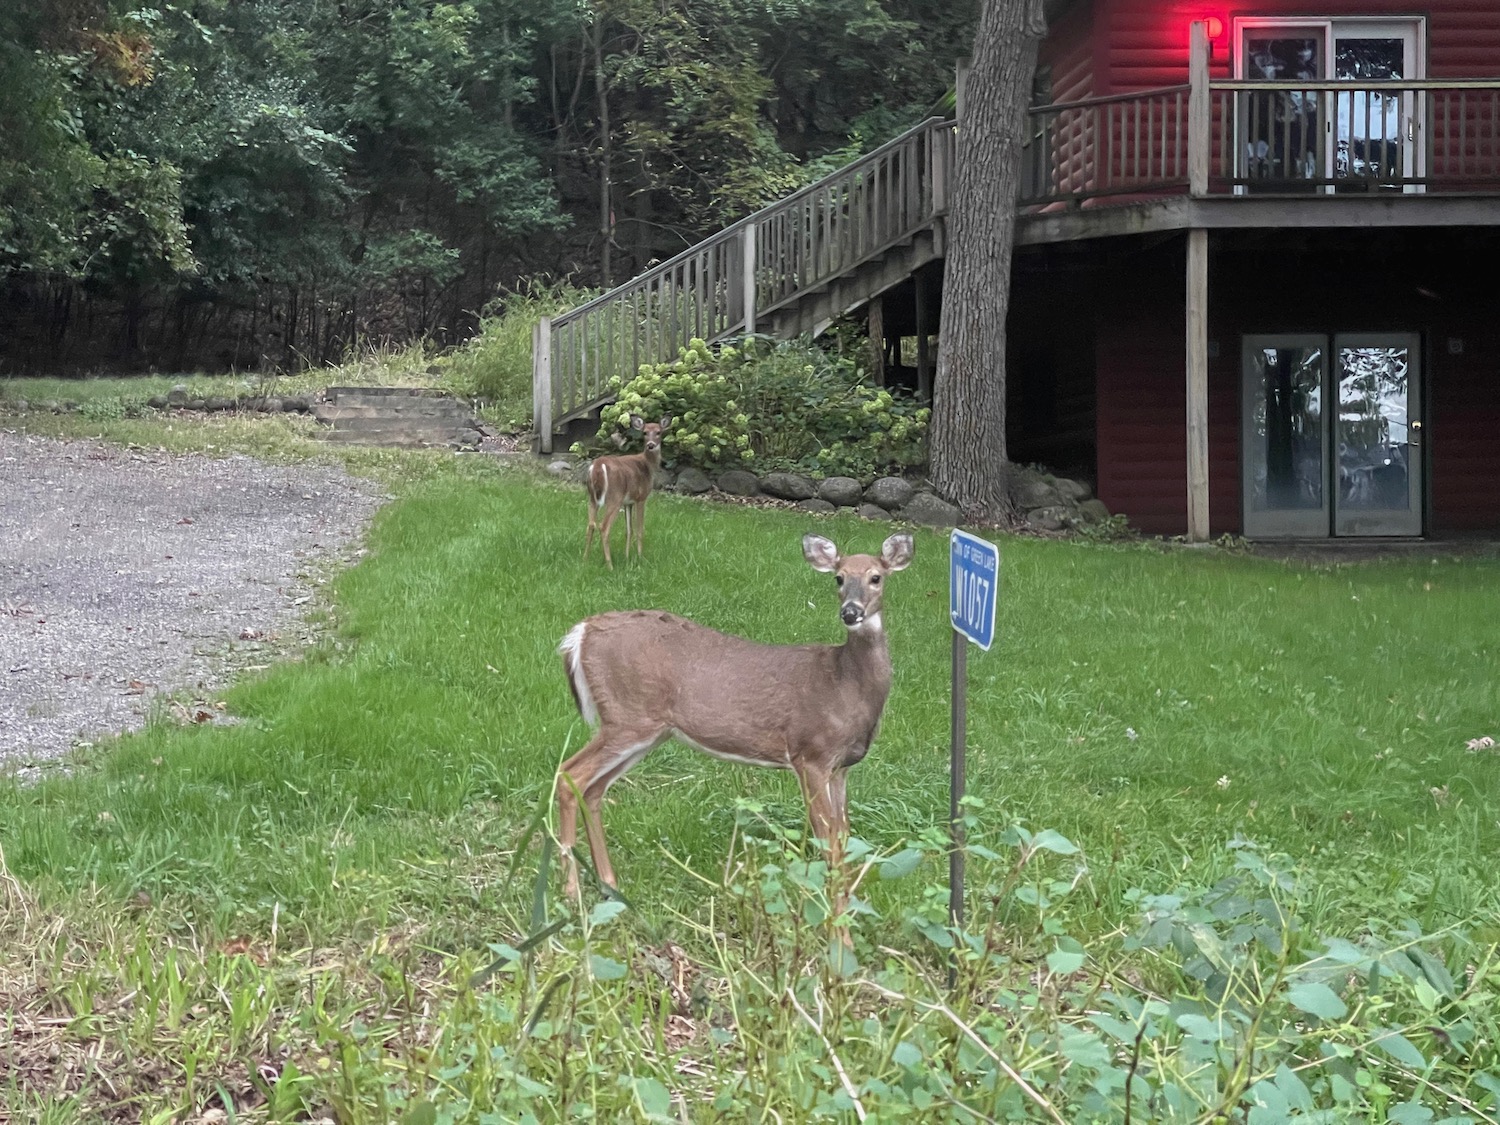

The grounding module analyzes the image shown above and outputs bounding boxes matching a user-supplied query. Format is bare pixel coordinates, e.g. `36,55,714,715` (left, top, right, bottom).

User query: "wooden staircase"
533,117,957,452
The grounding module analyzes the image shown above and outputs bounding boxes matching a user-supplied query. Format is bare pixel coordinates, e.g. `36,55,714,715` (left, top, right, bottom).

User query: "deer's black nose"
841,604,863,626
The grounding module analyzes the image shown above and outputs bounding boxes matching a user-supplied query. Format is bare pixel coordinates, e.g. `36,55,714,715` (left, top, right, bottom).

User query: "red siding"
1098,0,1500,94
1431,325,1500,532
1041,1,1097,103
1095,241,1240,536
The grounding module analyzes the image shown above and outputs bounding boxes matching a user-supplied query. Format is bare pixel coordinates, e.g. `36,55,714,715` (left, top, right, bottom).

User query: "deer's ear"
629,414,645,431
802,534,840,573
658,415,673,430
880,533,915,571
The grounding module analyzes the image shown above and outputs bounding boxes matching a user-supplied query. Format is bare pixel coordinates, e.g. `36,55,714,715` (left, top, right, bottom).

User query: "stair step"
311,427,480,447
316,402,473,422
327,385,456,403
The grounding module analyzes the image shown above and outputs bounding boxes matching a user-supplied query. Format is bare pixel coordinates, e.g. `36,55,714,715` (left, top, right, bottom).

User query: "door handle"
1410,419,1422,446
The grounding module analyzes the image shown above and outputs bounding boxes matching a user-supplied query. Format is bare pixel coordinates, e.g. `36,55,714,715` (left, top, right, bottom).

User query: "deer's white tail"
587,460,608,504
558,622,599,725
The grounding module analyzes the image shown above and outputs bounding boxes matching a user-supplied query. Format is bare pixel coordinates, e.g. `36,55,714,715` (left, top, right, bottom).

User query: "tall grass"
442,281,595,428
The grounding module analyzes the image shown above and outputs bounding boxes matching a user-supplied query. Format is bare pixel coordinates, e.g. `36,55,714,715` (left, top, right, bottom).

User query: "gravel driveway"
1,430,385,769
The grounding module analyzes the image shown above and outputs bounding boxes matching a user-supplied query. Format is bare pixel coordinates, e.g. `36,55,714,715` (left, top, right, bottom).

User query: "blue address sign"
949,529,999,651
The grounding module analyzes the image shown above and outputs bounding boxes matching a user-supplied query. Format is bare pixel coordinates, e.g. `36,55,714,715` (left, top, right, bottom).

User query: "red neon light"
1206,16,1224,39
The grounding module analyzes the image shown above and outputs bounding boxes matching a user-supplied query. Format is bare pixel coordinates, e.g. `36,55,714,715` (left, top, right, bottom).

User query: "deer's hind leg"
557,726,666,895
598,494,626,570
583,492,600,560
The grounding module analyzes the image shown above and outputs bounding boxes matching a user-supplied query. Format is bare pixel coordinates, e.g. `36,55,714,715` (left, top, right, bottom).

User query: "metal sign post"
948,529,999,985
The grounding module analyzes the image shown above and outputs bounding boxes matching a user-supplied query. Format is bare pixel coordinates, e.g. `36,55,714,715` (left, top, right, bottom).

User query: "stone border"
545,460,1114,532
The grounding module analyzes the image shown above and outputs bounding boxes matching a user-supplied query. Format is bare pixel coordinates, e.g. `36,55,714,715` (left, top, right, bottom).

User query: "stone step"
322,414,479,433
311,427,480,447
327,385,456,403
316,401,473,423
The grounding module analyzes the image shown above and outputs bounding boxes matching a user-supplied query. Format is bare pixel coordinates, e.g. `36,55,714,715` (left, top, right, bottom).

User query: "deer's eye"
870,575,881,586
835,575,845,587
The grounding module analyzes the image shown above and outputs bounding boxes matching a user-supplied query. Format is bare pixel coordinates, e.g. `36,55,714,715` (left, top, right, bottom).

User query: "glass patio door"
1333,334,1422,536
1235,19,1423,190
1242,333,1423,538
1331,22,1421,190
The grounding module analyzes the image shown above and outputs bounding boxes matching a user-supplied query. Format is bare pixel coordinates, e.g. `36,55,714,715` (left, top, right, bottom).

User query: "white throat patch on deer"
554,531,915,899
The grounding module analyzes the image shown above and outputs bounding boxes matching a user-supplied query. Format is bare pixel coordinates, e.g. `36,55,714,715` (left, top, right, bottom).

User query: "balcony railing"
1020,77,1500,206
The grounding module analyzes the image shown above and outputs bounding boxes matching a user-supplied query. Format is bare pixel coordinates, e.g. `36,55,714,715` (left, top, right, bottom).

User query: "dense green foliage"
589,337,930,474
2,458,1499,1118
0,0,974,370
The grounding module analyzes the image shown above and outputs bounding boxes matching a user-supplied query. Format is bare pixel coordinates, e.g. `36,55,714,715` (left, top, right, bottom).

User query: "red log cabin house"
1010,1,1500,538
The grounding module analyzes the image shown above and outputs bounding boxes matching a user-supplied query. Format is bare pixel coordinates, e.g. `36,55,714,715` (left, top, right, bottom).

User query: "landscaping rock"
818,476,864,507
857,503,893,521
187,399,208,412
674,467,713,494
1026,506,1071,532
653,468,676,490
1013,472,1063,510
261,397,283,413
145,395,167,410
1077,498,1112,523
799,498,837,514
547,460,574,477
205,396,234,412
865,476,915,510
1055,476,1093,502
901,492,961,527
282,396,311,413
166,385,189,407
759,472,817,501
716,469,761,496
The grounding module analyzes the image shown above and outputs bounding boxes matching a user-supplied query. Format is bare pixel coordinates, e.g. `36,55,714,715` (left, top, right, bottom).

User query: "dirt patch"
0,430,385,771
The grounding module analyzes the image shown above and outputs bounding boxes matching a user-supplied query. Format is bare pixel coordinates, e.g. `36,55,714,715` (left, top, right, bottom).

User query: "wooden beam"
1188,23,1211,197
868,296,885,386
533,315,553,454
1185,229,1210,541
915,270,932,400
741,225,757,335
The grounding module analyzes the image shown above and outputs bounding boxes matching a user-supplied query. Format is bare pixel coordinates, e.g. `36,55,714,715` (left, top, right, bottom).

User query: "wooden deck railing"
1019,77,1500,206
534,117,956,447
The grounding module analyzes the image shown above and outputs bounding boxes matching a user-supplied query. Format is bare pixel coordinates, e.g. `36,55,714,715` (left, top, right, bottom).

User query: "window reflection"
1337,347,1410,510
1251,346,1324,510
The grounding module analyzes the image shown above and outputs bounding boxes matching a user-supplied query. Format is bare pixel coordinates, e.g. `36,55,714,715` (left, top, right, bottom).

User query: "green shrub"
586,337,929,476
443,280,595,429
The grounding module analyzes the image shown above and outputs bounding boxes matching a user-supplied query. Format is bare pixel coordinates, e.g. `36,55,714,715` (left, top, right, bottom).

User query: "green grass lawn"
5,471,1497,939
4,456,1500,1120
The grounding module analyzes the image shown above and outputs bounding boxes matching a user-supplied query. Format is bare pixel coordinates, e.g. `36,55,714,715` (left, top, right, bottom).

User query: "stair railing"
534,116,956,449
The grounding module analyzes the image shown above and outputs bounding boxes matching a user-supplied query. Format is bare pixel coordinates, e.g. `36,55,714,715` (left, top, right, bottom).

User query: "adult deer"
555,532,914,897
583,414,672,569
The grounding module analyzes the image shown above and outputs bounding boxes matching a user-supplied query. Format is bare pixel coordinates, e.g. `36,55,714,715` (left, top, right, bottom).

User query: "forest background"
0,0,976,373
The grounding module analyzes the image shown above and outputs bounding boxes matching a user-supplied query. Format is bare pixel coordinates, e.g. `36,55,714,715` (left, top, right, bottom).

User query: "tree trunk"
929,0,1047,523
593,11,613,286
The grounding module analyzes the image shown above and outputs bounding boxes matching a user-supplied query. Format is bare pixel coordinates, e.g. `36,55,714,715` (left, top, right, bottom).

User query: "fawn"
583,414,672,569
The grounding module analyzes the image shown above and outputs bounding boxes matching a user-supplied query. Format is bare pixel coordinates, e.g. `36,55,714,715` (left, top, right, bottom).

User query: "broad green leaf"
631,1076,672,1118
1387,1103,1434,1125
1273,1063,1313,1112
1374,1030,1427,1069
892,1041,923,1069
1286,981,1347,1020
588,899,627,927
589,955,627,981
1046,945,1086,975
1176,1013,1222,1041
1058,1029,1110,1069
880,848,923,880
825,938,858,978
1089,1013,1141,1043
1030,829,1079,854
401,1103,438,1125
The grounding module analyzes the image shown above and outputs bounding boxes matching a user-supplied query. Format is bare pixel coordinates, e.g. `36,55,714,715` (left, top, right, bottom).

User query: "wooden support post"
1188,22,1211,198
741,225,757,335
533,315,553,454
1185,229,1210,541
868,296,885,386
915,270,932,401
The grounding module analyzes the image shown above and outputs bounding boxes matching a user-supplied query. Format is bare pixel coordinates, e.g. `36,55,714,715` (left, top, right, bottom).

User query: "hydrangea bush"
577,337,929,477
